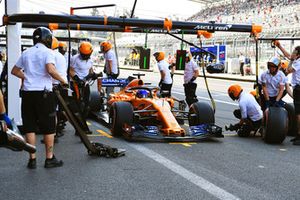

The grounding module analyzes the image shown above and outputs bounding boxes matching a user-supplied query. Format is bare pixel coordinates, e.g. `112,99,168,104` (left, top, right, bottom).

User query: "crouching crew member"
69,41,93,118
183,52,199,107
153,51,173,97
11,27,67,169
226,84,263,137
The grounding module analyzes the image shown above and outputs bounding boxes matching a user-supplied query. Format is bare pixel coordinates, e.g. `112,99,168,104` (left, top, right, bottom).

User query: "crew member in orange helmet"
100,41,119,79
51,37,68,139
279,59,293,98
225,84,263,137
153,51,172,97
58,42,69,65
69,41,94,118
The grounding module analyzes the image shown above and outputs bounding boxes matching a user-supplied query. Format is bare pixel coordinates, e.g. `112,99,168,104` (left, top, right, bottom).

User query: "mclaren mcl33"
90,77,223,142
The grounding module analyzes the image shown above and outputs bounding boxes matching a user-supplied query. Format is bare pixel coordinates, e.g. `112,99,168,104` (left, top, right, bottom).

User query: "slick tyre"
263,107,288,144
110,102,133,137
89,91,102,112
188,102,215,126
284,103,297,136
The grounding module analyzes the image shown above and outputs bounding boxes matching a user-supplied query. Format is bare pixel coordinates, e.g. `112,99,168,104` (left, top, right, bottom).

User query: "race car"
90,75,223,142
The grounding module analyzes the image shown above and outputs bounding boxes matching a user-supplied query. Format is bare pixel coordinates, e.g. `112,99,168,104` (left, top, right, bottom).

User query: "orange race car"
90,76,223,142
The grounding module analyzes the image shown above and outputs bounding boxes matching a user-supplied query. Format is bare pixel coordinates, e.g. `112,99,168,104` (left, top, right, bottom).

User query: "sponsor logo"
194,24,233,31
149,29,181,34
102,78,128,86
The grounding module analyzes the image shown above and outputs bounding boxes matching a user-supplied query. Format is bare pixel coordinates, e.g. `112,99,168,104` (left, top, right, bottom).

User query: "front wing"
122,123,224,142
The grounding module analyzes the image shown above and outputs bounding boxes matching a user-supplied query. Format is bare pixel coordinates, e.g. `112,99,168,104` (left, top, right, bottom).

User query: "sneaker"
290,136,300,142
56,131,64,138
27,158,37,169
44,155,63,168
293,137,300,145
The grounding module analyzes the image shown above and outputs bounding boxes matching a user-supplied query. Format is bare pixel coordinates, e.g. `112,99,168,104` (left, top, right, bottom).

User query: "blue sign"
101,78,129,87
190,44,226,64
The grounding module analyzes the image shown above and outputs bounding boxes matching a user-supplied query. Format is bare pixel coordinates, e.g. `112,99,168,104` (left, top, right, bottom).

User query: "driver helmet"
136,89,149,98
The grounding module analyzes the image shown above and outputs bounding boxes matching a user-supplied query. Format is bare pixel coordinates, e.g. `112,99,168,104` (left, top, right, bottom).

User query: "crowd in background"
188,0,300,30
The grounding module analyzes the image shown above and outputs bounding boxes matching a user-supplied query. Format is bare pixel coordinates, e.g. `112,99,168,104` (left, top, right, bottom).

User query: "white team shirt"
104,49,118,75
71,54,93,80
291,58,300,87
238,91,263,121
0,61,3,74
239,55,245,63
184,59,199,84
157,60,172,84
260,70,285,97
53,50,67,84
15,43,55,91
64,53,70,66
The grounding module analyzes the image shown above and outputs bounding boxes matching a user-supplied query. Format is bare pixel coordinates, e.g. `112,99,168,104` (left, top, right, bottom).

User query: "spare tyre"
262,107,288,144
284,103,297,136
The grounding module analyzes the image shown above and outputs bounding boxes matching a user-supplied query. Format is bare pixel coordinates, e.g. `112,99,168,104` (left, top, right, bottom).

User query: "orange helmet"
228,84,243,100
51,37,59,50
249,90,256,97
153,52,165,61
58,42,67,51
100,41,112,52
281,60,289,70
79,41,93,60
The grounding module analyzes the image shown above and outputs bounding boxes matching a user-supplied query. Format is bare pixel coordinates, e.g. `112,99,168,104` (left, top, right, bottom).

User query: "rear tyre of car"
110,102,134,137
284,103,297,136
188,102,215,126
262,107,288,144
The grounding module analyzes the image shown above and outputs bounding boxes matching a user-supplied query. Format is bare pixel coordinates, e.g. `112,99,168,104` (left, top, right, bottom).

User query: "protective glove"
73,75,85,87
60,83,69,89
265,100,270,108
274,101,281,107
189,76,196,84
0,113,12,129
158,79,163,87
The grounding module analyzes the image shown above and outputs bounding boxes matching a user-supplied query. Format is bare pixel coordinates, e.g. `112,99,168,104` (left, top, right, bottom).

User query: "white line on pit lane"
172,91,239,106
129,144,240,200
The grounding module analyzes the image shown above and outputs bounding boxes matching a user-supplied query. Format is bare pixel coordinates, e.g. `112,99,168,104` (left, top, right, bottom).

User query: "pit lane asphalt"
0,69,299,200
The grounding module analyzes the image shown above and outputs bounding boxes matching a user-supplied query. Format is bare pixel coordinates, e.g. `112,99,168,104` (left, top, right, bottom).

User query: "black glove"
159,79,163,87
60,83,69,89
189,76,196,83
73,75,84,87
265,100,270,108
73,75,80,82
274,101,281,107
